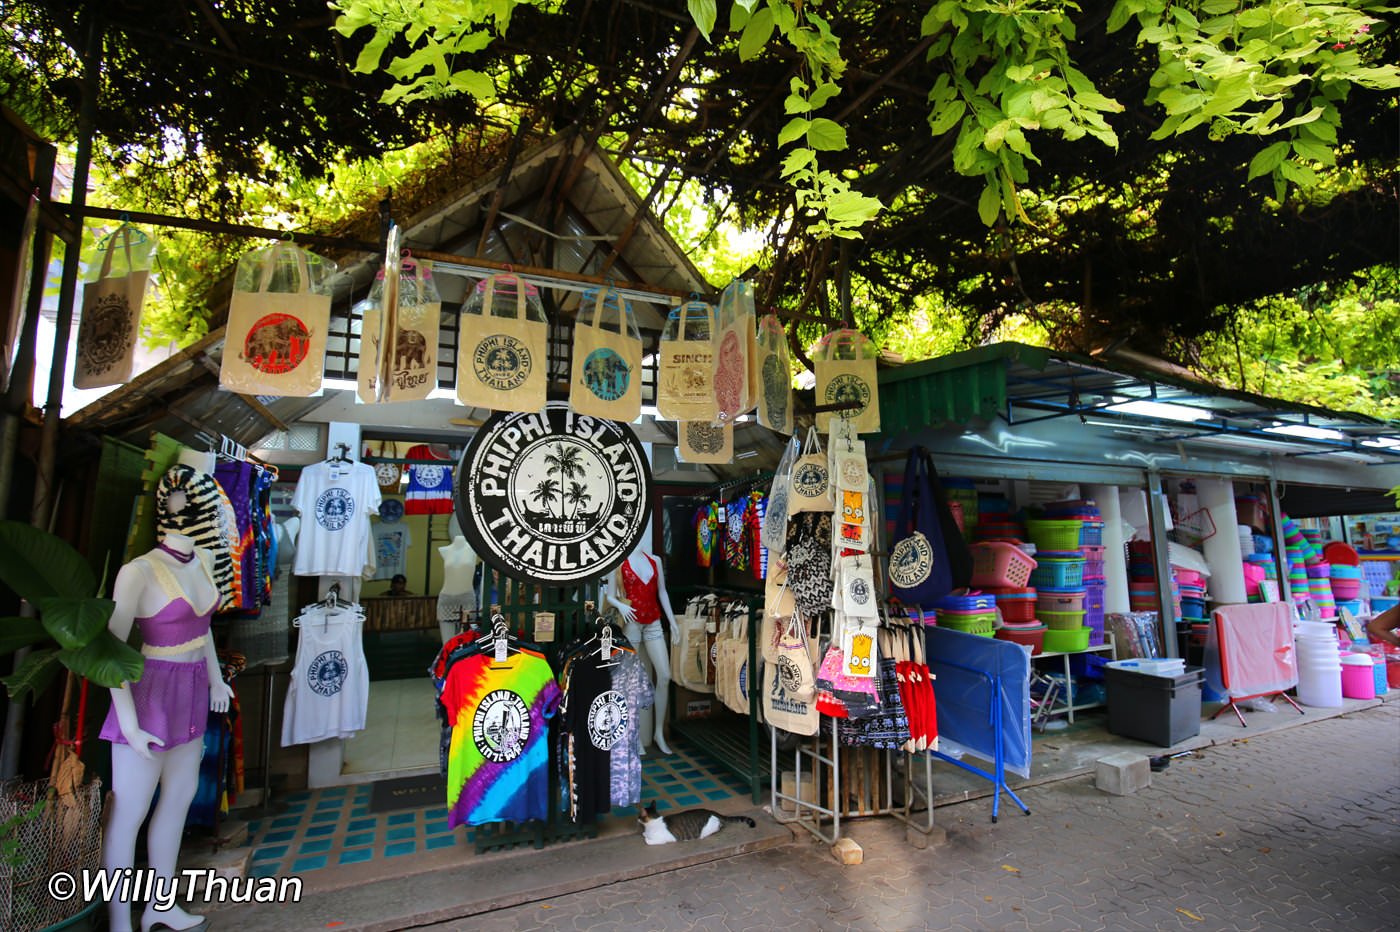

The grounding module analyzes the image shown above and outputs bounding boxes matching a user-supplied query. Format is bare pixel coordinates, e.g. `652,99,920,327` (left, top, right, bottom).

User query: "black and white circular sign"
456,402,651,585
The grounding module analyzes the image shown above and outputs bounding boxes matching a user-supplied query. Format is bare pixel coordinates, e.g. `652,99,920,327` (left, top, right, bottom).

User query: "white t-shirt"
292,461,382,577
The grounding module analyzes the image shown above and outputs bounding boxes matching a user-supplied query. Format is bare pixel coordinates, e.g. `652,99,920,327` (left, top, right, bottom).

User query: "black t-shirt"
564,653,616,824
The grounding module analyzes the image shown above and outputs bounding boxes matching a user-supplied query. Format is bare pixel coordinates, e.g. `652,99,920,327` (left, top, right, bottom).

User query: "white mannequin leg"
104,740,205,932
625,620,673,755
139,739,205,931
104,746,162,932
439,620,456,644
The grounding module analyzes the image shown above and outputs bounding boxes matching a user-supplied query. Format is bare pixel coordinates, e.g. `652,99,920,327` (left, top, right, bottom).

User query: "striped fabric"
156,465,236,610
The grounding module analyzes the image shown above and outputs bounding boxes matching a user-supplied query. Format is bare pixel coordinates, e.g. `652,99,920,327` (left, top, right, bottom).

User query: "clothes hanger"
327,442,353,465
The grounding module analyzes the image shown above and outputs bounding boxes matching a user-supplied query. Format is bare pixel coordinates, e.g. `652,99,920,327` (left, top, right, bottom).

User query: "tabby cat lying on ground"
637,803,756,845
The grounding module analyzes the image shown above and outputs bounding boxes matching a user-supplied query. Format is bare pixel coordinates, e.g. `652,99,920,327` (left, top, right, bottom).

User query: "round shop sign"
456,401,651,586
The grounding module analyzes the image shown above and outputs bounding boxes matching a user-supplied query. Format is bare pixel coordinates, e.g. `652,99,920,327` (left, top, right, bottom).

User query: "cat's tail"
723,815,757,828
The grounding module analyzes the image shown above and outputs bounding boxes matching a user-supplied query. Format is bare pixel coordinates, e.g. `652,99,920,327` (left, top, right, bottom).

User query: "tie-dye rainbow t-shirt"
441,650,562,828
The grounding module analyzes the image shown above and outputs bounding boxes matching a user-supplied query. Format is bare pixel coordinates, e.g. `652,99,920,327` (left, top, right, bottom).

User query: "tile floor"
244,739,749,878
342,678,441,774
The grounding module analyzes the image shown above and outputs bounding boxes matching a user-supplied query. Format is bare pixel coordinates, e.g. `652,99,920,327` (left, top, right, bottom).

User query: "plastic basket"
937,612,995,637
996,597,1038,623
1026,519,1084,552
1041,608,1088,630
1079,521,1104,546
936,593,998,612
1079,544,1105,580
1043,626,1091,653
970,542,1037,588
1029,557,1085,589
1037,589,1087,614
996,624,1046,654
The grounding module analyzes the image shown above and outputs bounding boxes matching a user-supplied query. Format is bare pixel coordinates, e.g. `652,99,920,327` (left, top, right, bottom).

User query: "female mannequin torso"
437,536,480,640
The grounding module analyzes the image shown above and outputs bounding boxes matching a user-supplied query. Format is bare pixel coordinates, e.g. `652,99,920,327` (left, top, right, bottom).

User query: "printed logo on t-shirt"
315,488,355,531
308,650,348,696
473,690,530,763
587,689,629,751
414,465,446,489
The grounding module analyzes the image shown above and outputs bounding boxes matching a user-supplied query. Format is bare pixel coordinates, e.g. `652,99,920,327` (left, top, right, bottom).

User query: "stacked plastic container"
934,592,998,637
1026,514,1091,652
1294,621,1343,707
1128,541,1161,612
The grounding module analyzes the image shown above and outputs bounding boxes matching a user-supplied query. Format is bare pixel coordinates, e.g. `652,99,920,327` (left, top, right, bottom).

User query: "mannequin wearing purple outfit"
101,489,234,932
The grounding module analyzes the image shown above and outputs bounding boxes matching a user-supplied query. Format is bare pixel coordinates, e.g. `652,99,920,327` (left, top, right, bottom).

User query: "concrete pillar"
1196,478,1247,604
1088,484,1130,614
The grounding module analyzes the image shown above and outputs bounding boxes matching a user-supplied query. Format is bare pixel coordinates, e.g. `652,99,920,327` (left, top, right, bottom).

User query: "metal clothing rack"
769,718,938,846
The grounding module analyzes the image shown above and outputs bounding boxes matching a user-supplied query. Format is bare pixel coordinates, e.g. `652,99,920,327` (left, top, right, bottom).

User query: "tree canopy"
3,0,1397,365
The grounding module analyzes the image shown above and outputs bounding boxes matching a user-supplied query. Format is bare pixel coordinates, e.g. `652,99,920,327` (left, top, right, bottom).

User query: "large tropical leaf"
0,521,97,601
0,616,49,654
57,630,144,688
36,596,114,650
1,648,62,701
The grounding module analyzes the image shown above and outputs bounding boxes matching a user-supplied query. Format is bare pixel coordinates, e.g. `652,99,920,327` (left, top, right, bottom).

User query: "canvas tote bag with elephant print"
75,223,152,389
713,279,755,425
814,329,881,434
656,299,717,422
357,260,441,403
220,243,333,397
570,285,642,422
457,273,548,413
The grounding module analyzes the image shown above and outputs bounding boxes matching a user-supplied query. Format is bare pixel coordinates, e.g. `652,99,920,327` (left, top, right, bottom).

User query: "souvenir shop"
55,202,1400,883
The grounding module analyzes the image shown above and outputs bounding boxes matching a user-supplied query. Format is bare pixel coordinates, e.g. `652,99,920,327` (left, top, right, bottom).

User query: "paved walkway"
416,702,1399,932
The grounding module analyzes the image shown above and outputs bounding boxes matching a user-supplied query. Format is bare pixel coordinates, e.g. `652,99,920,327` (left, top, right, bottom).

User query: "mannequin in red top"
604,542,678,755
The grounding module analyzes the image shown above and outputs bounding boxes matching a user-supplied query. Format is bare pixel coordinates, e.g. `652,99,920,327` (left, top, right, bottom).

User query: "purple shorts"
100,658,210,750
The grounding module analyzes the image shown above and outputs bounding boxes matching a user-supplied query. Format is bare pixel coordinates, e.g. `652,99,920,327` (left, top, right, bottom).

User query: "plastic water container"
1295,626,1344,708
1340,654,1377,700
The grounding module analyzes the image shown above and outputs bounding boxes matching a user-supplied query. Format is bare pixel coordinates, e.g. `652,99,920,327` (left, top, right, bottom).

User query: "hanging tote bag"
357,260,442,403
75,223,153,389
763,616,820,736
756,313,794,434
670,600,714,694
570,285,643,422
762,435,802,553
221,243,335,397
656,299,717,421
787,428,834,516
456,274,549,413
814,329,881,434
887,447,954,607
713,279,755,424
677,420,733,465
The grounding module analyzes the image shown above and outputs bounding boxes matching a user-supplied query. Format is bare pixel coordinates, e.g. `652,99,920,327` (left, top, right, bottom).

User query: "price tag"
716,505,727,524
494,637,508,663
534,612,556,643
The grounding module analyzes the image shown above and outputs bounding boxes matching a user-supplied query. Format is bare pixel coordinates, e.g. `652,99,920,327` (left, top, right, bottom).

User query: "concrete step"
204,808,791,931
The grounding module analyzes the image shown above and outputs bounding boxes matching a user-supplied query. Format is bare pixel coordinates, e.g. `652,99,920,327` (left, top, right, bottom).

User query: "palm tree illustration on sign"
565,480,592,519
529,477,561,520
544,443,585,518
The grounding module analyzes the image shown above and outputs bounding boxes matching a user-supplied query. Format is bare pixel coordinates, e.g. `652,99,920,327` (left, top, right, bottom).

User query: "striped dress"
156,464,237,610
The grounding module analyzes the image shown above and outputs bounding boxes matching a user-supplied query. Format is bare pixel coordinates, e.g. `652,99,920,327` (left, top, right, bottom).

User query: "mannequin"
603,544,678,755
101,518,234,932
437,536,480,643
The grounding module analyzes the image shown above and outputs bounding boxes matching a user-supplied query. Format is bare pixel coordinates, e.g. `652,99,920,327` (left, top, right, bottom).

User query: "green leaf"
780,147,816,176
688,0,718,41
978,176,1002,226
778,118,811,147
739,7,774,61
1200,0,1236,14
824,190,883,225
806,118,847,151
1,649,61,702
1247,140,1290,180
353,32,391,75
808,81,842,111
984,119,1011,152
1236,8,1272,28
449,70,495,98
1291,139,1336,165
36,597,113,650
56,631,146,689
1005,63,1035,82
1278,159,1319,187
1076,91,1125,114
927,100,966,135
0,617,49,655
1277,106,1325,131
0,521,96,601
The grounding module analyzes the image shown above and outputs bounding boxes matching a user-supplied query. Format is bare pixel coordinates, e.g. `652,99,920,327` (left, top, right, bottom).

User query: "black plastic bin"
1104,664,1204,747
